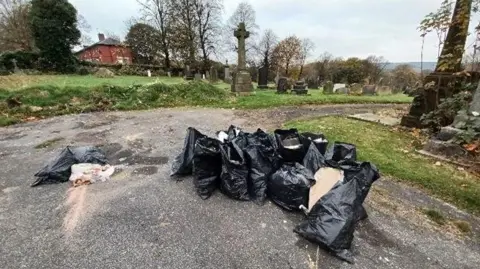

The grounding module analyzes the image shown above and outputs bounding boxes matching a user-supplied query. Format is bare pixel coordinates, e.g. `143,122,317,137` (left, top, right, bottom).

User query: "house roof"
74,38,126,54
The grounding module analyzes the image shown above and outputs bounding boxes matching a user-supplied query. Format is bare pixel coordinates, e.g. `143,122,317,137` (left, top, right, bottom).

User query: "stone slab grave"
323,81,334,94
231,22,253,94
292,80,308,95
377,86,392,95
362,85,377,95
350,83,362,95
257,65,268,89
333,83,346,92
276,77,289,94
194,73,202,80
348,113,400,126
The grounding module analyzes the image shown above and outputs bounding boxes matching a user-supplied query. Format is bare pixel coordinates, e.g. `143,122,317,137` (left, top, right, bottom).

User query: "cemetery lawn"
231,90,412,109
286,116,480,215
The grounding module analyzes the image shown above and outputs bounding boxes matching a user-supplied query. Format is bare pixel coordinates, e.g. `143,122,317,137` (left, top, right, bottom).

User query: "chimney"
98,33,105,41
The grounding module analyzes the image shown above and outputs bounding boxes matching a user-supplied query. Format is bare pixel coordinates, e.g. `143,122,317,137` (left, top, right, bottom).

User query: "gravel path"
0,105,478,269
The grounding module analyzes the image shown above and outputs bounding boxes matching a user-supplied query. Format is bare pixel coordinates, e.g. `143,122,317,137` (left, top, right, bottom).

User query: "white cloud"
70,0,480,62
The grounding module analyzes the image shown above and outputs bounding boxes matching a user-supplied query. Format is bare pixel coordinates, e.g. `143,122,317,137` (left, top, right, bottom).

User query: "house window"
116,57,130,64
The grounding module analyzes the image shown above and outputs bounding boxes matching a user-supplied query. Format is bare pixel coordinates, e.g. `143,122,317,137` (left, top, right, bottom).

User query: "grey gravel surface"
1,106,479,269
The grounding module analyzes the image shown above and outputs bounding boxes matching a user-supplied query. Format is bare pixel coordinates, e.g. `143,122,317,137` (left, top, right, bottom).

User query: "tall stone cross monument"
231,22,253,94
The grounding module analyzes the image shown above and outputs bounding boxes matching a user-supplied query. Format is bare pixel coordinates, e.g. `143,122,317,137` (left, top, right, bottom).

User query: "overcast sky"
70,0,480,63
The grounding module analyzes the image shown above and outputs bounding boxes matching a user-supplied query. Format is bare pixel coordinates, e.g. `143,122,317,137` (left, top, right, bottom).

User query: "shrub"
0,51,40,71
421,91,473,131
77,66,91,76
95,68,115,78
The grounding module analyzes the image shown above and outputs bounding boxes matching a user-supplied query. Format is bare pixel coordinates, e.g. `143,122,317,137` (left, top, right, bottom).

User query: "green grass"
229,90,412,109
1,75,184,90
286,116,480,214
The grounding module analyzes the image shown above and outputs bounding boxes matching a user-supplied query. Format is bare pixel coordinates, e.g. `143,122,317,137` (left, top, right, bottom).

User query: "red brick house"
75,34,133,64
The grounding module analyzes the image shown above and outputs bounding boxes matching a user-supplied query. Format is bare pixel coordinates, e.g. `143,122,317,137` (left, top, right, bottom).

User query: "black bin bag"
326,142,357,162
193,137,222,200
268,163,314,211
171,127,206,177
301,132,328,155
33,146,107,187
274,129,306,163
293,162,380,263
245,145,275,204
303,143,326,174
219,141,250,201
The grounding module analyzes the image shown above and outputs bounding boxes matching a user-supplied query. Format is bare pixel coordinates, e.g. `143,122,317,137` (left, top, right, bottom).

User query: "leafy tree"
0,0,34,51
390,64,420,90
29,0,80,72
126,23,161,64
271,35,301,77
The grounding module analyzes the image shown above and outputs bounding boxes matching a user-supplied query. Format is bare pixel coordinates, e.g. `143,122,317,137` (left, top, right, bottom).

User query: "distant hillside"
386,62,436,72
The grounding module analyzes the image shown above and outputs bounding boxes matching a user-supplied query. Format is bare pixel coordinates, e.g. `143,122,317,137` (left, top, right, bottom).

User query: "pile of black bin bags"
170,126,380,263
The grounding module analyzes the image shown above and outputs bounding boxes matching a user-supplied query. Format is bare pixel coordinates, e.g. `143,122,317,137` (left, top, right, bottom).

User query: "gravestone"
292,80,308,95
257,65,268,89
350,83,362,95
333,84,346,92
11,59,20,73
205,71,210,80
184,65,194,80
335,87,350,94
202,74,206,80
362,85,377,95
147,70,152,77
231,23,253,94
323,81,334,94
377,86,392,95
307,78,319,89
277,77,289,94
194,73,202,80
209,66,218,83
167,71,172,77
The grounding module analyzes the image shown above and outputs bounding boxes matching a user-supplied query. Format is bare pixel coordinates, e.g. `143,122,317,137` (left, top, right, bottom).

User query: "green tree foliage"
29,0,80,73
125,23,161,65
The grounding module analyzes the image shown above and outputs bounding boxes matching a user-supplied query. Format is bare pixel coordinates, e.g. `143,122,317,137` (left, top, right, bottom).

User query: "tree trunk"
435,0,472,73
299,65,304,79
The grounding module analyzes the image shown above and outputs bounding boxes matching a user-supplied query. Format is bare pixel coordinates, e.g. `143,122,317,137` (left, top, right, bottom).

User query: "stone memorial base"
232,70,253,94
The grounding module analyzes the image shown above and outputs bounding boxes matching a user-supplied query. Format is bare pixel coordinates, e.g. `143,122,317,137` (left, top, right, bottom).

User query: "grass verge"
228,90,412,109
286,116,480,215
0,81,230,125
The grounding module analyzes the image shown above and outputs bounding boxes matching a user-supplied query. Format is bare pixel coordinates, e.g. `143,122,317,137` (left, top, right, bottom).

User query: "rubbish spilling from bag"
32,146,109,187
171,126,380,263
69,163,115,187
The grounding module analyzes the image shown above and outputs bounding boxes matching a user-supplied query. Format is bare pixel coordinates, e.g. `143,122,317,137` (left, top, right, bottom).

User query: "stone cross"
11,59,19,72
234,22,250,71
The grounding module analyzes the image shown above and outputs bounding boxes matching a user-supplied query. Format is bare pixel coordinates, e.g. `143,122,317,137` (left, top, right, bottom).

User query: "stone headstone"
11,59,21,73
307,78,319,89
323,81,334,94
194,73,202,80
209,66,218,83
167,71,171,77
184,65,194,80
335,87,350,94
232,23,253,94
205,71,210,79
377,86,392,95
257,65,268,89
333,84,346,92
349,83,362,95
362,85,377,96
202,74,206,80
292,80,308,95
147,70,152,77
277,77,289,94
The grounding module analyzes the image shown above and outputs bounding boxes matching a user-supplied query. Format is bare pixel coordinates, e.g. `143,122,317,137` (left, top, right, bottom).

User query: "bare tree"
170,0,197,66
0,0,33,51
298,38,315,78
225,1,259,53
193,0,222,71
137,0,173,69
364,55,389,84
257,29,278,66
77,13,93,46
